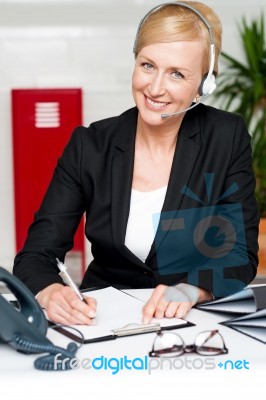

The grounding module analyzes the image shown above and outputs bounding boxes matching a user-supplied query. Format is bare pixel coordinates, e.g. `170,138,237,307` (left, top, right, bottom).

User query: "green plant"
214,14,266,217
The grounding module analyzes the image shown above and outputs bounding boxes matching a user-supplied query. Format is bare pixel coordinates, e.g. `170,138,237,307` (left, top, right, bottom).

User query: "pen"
56,258,86,303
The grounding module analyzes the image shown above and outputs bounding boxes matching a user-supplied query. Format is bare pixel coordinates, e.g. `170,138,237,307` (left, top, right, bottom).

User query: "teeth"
146,97,168,108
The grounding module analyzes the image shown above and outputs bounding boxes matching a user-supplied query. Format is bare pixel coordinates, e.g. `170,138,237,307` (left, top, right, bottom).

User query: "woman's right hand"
37,283,97,325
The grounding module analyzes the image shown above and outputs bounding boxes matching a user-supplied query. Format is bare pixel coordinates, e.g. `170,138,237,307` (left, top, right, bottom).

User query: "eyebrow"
137,55,190,73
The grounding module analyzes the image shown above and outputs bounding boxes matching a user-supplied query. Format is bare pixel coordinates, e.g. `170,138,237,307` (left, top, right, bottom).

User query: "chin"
138,108,165,126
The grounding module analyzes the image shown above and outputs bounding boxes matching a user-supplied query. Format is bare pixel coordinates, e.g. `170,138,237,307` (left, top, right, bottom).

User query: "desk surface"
1,289,265,399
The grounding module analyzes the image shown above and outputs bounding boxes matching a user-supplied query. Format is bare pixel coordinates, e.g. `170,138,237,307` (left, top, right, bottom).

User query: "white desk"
1,290,265,399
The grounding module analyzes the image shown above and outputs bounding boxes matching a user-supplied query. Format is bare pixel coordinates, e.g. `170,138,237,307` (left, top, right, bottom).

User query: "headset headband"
133,1,214,53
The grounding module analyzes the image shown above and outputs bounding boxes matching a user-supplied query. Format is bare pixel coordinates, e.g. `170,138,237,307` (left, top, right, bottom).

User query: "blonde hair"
134,1,222,75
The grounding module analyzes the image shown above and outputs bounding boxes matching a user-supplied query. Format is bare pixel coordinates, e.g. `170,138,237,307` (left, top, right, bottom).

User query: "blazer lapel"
146,109,202,262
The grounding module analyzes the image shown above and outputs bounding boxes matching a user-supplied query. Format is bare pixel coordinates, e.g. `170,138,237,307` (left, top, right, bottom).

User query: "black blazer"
14,105,259,297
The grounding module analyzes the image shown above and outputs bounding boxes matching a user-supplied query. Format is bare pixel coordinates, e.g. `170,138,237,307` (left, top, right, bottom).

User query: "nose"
149,72,166,97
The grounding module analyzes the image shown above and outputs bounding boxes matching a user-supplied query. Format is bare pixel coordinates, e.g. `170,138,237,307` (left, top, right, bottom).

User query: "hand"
37,283,97,325
142,283,212,324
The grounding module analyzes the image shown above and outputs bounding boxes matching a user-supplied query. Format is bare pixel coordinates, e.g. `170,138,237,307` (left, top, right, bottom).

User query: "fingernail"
88,310,96,318
143,317,150,325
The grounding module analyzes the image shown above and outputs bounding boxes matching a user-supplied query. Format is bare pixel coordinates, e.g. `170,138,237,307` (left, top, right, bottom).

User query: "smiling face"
132,40,205,127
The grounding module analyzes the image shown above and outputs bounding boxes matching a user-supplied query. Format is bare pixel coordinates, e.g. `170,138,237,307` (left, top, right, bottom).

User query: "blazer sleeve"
13,127,88,295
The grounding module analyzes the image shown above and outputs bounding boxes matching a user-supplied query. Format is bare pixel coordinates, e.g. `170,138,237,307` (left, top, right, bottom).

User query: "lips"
145,95,170,109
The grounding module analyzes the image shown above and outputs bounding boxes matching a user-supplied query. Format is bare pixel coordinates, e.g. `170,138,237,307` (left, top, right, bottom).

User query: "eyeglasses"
149,329,228,357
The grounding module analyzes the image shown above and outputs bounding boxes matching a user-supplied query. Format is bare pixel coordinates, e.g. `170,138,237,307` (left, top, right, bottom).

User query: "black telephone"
0,266,78,370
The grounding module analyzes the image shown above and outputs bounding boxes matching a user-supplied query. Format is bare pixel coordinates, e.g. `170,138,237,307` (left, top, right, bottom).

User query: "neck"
136,117,182,154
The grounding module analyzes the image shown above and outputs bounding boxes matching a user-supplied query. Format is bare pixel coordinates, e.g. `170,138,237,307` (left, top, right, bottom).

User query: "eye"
142,62,154,70
171,71,184,79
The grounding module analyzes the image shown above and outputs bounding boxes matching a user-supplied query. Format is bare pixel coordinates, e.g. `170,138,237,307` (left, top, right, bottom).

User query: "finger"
47,305,96,325
161,287,188,318
48,287,96,324
70,298,96,321
46,312,73,326
47,296,96,325
154,298,169,320
164,302,181,318
174,301,193,319
142,285,168,324
164,300,191,319
61,287,97,318
83,296,97,313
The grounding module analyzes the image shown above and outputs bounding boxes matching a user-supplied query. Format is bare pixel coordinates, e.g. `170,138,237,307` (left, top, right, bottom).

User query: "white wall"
0,0,264,274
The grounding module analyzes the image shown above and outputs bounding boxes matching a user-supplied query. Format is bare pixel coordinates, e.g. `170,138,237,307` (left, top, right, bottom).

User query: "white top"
124,186,167,262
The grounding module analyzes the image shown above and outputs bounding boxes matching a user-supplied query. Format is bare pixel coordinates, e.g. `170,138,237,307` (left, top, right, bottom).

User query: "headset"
133,1,217,118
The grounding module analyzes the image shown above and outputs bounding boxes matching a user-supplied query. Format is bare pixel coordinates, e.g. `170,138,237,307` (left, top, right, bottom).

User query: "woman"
13,1,259,325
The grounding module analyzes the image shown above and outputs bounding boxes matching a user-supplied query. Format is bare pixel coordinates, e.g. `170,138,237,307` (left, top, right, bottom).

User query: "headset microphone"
161,94,210,119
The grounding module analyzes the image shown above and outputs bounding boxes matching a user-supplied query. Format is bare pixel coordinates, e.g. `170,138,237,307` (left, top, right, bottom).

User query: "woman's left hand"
142,283,213,324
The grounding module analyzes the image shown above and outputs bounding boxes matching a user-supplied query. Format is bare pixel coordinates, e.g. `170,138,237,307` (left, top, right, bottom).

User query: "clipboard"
51,287,194,344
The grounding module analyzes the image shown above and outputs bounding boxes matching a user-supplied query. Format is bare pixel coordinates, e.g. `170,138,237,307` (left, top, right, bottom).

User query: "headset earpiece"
199,73,217,96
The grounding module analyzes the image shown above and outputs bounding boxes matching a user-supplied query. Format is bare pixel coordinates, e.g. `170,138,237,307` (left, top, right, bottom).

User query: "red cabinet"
12,88,86,274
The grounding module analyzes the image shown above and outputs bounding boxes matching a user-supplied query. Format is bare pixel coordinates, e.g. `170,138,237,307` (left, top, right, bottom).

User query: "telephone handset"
0,266,78,370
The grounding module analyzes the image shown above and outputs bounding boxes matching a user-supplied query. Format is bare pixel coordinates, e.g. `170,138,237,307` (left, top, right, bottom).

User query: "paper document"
54,287,191,343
